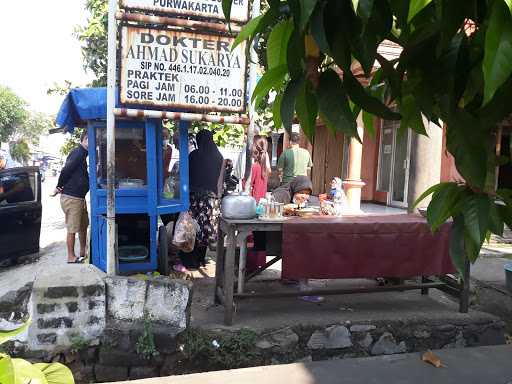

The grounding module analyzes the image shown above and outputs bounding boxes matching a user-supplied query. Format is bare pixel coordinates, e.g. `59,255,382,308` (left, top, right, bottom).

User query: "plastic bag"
172,212,199,252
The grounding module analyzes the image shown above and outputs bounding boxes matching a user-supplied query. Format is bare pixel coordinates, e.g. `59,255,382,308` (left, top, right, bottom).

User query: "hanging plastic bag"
172,212,198,252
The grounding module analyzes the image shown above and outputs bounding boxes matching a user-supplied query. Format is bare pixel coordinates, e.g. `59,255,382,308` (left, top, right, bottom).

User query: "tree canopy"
223,0,512,275
0,85,27,145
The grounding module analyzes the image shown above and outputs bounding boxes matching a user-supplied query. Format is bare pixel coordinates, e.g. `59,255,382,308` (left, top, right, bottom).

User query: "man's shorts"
60,195,89,234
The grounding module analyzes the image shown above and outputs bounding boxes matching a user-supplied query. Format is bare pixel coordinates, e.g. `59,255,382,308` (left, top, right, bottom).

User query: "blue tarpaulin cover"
56,88,120,133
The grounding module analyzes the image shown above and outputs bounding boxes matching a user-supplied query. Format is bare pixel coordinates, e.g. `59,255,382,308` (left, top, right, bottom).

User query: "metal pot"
221,192,256,219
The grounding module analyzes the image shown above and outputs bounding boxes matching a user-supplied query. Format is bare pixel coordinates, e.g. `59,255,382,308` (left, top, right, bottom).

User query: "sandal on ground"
67,257,84,264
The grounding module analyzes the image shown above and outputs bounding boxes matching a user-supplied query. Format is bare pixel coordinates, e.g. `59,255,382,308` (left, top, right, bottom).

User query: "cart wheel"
158,226,169,276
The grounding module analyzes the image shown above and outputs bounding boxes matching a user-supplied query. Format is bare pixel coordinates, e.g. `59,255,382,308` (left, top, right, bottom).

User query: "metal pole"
106,0,118,275
244,0,261,181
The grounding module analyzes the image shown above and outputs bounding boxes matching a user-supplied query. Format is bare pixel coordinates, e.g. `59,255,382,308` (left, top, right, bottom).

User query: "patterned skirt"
189,191,220,247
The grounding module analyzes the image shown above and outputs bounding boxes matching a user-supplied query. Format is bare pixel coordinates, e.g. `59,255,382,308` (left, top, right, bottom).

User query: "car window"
0,172,36,205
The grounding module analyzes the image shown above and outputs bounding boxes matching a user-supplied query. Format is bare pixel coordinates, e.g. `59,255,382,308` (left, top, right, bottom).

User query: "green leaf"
272,92,283,130
506,0,512,15
355,0,374,22
34,363,75,384
296,82,318,141
445,111,487,189
413,182,451,209
267,19,294,69
482,0,512,105
427,183,464,231
310,2,330,54
399,93,427,136
462,194,491,245
408,0,433,22
232,14,265,50
0,321,29,345
344,72,401,120
281,77,305,132
362,111,375,136
298,0,318,32
0,354,15,384
12,358,48,384
222,0,232,23
251,65,288,104
287,29,305,79
489,202,505,236
450,215,468,278
464,229,482,263
317,70,358,138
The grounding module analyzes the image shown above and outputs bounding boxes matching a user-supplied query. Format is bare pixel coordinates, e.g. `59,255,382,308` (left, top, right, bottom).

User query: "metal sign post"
245,0,261,181
106,0,118,275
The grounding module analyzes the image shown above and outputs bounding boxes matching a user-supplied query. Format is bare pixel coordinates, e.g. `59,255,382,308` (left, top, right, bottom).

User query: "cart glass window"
161,129,180,200
96,126,147,189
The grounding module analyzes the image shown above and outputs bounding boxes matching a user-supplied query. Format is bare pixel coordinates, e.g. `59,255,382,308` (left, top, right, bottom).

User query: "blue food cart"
56,88,189,274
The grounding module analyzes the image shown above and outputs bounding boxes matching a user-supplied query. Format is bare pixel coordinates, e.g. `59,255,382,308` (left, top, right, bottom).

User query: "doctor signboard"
120,0,250,23
120,26,247,113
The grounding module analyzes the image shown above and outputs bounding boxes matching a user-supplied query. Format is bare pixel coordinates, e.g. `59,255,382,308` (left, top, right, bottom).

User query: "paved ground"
112,345,512,384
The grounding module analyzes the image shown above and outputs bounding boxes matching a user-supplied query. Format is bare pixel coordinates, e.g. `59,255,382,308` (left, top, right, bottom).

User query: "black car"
0,167,42,264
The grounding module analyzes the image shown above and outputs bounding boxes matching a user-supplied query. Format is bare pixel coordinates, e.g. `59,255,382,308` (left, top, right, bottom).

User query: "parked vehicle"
0,167,42,264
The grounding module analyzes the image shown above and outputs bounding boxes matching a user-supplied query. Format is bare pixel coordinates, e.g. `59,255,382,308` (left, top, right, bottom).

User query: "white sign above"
120,0,250,23
120,26,247,113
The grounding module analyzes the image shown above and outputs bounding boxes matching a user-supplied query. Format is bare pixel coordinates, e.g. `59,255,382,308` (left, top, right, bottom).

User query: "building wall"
407,121,444,211
440,125,463,182
361,125,380,201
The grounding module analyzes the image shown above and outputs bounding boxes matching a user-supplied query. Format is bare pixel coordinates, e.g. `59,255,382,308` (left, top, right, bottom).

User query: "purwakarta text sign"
120,0,249,23
120,26,247,113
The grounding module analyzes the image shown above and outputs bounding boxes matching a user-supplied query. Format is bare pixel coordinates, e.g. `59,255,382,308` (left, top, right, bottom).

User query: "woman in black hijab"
176,130,224,270
272,175,313,205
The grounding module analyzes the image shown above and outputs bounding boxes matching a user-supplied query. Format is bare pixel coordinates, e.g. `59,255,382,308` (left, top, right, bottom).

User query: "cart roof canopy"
56,88,120,133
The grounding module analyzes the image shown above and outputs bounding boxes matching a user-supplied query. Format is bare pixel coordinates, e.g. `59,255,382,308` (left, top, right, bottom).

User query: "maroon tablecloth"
281,214,454,279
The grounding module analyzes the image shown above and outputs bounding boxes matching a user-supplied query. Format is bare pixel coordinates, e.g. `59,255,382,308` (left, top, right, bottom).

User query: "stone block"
307,326,352,350
38,317,73,329
160,354,180,377
370,332,407,355
83,284,105,297
87,316,102,326
98,348,152,367
356,333,373,350
101,327,133,350
36,304,57,315
256,327,299,351
129,366,159,380
45,287,78,299
65,302,79,313
88,300,102,310
350,325,376,333
37,333,57,344
106,277,146,322
144,279,192,333
29,265,106,352
94,364,129,382
153,329,178,354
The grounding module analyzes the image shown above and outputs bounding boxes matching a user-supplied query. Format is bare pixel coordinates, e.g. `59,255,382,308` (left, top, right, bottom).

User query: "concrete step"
111,345,512,384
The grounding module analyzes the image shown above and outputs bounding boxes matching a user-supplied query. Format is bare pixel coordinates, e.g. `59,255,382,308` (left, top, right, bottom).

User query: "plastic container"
118,245,149,262
505,263,512,293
